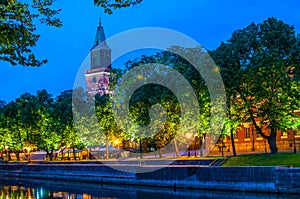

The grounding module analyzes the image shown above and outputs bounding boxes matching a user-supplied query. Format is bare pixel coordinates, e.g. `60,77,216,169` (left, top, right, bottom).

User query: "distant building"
211,111,300,153
85,19,111,96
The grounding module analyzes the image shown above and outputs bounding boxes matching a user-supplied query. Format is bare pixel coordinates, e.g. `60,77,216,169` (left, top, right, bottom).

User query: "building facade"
85,20,111,96
212,112,300,153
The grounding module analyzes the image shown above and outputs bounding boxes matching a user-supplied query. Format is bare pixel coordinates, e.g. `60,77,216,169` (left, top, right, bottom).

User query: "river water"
0,178,297,199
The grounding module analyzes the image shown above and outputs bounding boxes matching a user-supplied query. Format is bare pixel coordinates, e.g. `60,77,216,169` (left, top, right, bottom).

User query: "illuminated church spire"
85,19,111,95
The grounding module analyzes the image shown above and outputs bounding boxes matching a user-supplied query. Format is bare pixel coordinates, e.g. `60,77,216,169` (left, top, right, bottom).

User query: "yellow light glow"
186,132,193,139
113,140,120,145
23,147,31,152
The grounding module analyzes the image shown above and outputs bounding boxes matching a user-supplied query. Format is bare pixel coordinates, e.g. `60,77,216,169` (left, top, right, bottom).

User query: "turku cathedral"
85,20,111,96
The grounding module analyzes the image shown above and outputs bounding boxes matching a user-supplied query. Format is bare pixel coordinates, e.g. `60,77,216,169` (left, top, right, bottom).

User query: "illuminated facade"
85,19,111,96
212,111,300,153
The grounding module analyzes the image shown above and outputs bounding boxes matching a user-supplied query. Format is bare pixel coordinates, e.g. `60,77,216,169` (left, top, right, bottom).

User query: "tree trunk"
50,149,53,161
200,136,203,157
230,128,237,156
139,139,143,159
267,128,278,154
158,148,162,158
8,150,11,161
88,148,91,160
173,138,179,157
61,150,64,160
15,151,20,161
73,147,76,161
45,149,49,160
200,134,206,157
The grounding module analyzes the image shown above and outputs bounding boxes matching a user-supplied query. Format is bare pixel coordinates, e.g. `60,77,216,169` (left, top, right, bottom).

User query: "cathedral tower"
85,19,111,96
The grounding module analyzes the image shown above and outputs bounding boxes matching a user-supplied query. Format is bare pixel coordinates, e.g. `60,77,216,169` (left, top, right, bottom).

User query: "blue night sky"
0,0,300,102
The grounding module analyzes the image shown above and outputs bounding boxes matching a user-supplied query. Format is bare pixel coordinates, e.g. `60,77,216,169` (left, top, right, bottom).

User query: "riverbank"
1,162,300,195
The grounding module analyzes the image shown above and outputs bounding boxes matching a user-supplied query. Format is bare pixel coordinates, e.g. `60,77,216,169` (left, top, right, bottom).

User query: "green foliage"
0,0,62,66
0,0,142,67
123,47,212,151
211,17,300,154
0,89,87,160
95,94,123,142
94,0,143,14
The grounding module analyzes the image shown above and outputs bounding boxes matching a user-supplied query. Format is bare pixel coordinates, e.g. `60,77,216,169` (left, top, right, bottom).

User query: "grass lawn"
222,153,300,167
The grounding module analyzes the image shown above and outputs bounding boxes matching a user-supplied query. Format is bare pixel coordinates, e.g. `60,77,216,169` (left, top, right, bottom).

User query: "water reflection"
0,178,298,199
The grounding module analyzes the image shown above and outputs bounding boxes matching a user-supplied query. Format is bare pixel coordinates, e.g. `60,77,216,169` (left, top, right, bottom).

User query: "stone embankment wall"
0,163,299,194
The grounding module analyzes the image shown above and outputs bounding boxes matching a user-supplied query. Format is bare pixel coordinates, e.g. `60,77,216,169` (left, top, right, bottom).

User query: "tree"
0,0,62,66
122,47,214,157
94,0,143,14
53,89,75,158
0,0,143,67
210,42,246,156
1,100,26,160
211,17,300,154
30,89,60,161
0,100,7,159
95,94,123,159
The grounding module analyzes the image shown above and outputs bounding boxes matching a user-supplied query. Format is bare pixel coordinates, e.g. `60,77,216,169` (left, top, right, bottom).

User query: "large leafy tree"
95,93,124,159
0,0,143,67
211,17,300,154
1,100,27,160
30,89,60,160
0,0,62,66
123,47,213,156
210,42,246,156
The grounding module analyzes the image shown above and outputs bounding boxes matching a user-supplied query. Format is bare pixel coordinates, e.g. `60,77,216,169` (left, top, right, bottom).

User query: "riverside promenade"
1,160,300,195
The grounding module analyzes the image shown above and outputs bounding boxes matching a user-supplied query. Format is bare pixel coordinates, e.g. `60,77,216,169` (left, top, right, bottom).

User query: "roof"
91,19,111,51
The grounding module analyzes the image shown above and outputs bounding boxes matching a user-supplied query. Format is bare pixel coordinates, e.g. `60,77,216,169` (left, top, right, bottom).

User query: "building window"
295,126,300,136
245,128,250,139
256,133,262,139
280,130,288,138
233,133,238,140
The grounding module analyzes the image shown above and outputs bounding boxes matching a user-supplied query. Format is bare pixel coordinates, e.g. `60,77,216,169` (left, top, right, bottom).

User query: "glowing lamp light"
23,147,31,152
186,132,193,139
113,140,120,145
